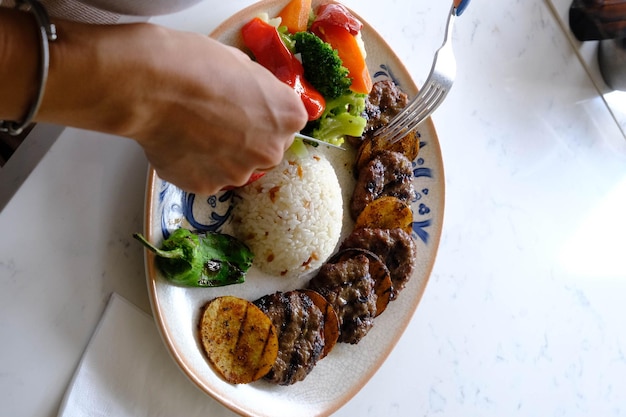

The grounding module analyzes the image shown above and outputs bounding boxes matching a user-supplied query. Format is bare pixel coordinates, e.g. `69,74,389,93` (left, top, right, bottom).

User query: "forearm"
0,6,308,194
0,8,41,121
40,18,157,136
0,7,157,136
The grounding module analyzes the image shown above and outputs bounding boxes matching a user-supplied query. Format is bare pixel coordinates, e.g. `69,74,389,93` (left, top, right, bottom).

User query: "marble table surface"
1,0,626,416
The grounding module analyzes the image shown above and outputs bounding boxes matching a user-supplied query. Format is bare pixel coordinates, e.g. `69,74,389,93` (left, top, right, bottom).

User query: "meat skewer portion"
340,227,417,299
360,79,410,143
254,291,326,385
308,253,379,345
350,150,416,220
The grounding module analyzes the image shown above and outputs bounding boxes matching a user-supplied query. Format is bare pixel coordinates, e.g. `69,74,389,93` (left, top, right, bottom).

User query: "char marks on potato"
354,196,414,235
199,296,279,385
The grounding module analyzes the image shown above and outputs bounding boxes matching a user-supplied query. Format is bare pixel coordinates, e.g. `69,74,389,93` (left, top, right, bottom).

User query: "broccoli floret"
305,92,367,146
293,31,352,100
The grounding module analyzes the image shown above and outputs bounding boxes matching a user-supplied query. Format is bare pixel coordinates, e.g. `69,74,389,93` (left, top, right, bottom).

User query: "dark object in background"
569,0,626,41
598,36,626,89
0,124,34,167
569,0,626,90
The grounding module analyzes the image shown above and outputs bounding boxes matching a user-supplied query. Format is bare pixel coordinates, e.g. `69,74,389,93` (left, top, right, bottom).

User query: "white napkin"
57,293,238,417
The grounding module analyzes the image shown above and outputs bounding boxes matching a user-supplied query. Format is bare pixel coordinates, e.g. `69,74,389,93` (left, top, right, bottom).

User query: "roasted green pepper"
133,228,254,287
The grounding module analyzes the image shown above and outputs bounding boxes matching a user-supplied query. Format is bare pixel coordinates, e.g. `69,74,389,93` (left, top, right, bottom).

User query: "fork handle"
454,0,471,16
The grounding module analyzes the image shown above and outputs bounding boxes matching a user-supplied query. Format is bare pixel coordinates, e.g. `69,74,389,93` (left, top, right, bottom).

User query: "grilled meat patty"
253,291,325,385
340,228,417,299
350,150,416,220
362,79,410,141
308,254,377,344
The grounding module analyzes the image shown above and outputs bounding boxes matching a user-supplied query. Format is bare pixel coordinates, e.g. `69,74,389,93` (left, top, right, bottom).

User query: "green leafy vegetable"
133,228,254,287
293,30,352,100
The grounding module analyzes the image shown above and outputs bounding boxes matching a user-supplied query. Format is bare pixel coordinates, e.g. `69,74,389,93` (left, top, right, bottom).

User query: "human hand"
128,26,309,194
38,20,308,194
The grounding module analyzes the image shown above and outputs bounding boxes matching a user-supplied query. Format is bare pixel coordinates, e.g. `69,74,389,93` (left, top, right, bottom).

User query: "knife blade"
294,133,346,150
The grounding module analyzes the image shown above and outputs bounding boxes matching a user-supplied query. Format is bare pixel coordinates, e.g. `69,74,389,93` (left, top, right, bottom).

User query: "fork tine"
383,84,446,144
376,85,436,138
385,83,437,130
381,91,437,142
387,90,446,144
372,1,469,145
390,84,442,131
381,40,455,142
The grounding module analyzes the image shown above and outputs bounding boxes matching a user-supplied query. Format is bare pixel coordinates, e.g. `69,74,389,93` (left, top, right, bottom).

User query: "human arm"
0,7,308,194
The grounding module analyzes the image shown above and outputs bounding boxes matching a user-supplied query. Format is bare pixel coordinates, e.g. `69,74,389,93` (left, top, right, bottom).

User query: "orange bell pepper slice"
277,0,312,33
317,25,373,95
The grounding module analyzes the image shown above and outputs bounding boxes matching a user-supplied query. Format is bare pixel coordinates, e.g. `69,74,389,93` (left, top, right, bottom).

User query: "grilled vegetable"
293,30,352,100
304,91,367,146
354,196,414,235
277,0,312,33
133,228,253,287
311,3,372,94
300,289,340,358
355,129,420,173
241,16,325,121
199,296,279,384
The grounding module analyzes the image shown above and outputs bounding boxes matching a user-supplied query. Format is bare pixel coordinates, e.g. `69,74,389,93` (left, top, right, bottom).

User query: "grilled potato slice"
354,196,414,235
200,295,279,384
300,289,340,358
355,129,420,173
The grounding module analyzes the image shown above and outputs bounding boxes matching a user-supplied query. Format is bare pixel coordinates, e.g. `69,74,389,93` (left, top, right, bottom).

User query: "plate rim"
142,1,446,416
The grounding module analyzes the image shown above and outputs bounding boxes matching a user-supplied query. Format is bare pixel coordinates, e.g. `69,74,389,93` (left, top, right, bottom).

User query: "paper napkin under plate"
57,292,238,417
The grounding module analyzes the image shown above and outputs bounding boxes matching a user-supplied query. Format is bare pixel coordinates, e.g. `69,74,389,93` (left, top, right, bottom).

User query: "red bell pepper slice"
241,17,325,121
310,3,362,36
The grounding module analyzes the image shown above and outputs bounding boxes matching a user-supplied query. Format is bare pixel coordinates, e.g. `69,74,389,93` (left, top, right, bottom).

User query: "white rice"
231,149,343,279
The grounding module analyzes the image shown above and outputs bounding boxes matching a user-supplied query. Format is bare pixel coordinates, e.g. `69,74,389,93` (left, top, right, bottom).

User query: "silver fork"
374,0,470,144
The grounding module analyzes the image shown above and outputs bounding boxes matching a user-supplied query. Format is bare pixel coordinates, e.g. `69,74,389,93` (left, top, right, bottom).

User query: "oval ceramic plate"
143,1,445,416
